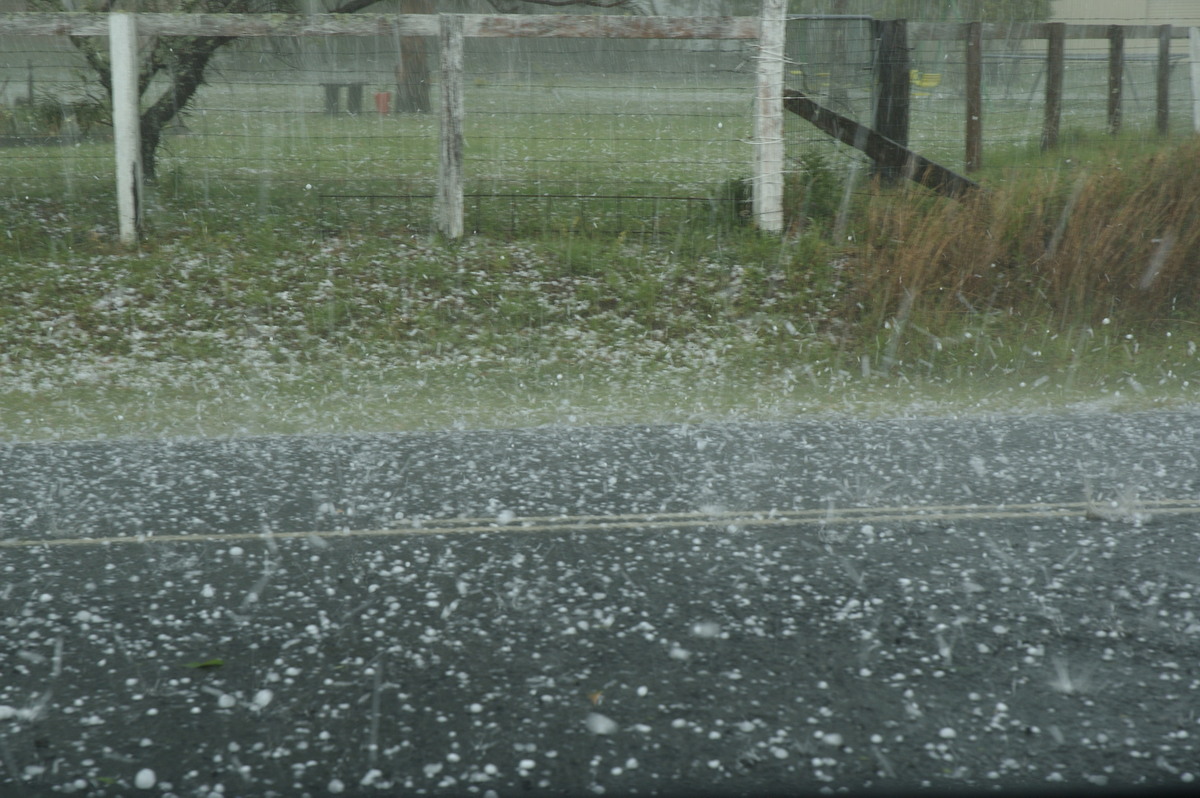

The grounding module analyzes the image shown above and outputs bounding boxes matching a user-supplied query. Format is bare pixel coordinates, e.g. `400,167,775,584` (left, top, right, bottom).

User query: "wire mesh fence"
1,31,111,230
1,18,760,240
2,12,1197,243
307,34,759,236
782,18,1197,180
466,38,753,236
912,27,1194,165
158,33,442,233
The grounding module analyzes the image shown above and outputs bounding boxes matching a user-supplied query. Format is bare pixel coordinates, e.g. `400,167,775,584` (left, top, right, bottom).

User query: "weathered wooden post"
436,13,464,239
753,0,786,233
1192,28,1200,133
872,19,909,184
1042,22,1064,151
109,12,142,246
964,20,983,172
1107,24,1124,136
1157,24,1172,136
396,0,433,113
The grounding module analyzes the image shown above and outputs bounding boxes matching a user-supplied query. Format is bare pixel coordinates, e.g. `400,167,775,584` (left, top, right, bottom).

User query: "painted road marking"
2,500,1198,549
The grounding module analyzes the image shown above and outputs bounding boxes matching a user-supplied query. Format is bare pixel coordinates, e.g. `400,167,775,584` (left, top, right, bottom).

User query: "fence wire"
454,37,754,236
782,18,1196,178
2,29,758,238
906,29,1194,168
1,32,110,232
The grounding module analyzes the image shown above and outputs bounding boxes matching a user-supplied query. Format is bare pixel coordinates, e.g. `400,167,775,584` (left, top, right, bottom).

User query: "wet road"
2,410,1200,796
4,410,1198,543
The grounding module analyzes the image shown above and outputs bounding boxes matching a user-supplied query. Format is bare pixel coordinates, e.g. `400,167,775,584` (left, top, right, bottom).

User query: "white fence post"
753,0,786,233
1191,28,1200,133
437,14,465,239
109,12,142,245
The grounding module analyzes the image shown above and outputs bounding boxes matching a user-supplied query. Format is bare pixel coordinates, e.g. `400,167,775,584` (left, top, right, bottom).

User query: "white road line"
2,501,1198,549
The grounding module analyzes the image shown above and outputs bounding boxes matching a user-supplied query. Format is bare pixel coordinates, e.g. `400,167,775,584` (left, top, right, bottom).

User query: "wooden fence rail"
0,11,761,39
9,13,1191,42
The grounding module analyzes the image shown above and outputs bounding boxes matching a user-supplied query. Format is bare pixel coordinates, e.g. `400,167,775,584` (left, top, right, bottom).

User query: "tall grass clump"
842,137,1200,360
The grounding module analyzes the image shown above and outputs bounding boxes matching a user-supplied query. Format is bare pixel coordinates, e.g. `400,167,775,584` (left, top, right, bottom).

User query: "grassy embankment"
1,129,1197,440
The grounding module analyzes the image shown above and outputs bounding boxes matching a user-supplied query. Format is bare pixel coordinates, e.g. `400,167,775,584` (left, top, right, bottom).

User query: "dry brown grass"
844,138,1200,334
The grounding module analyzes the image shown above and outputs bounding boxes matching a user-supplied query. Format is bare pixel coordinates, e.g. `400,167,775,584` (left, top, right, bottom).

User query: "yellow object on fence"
910,69,942,96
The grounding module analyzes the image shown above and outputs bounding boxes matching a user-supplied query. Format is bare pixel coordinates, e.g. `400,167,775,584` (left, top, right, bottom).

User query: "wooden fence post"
872,18,909,184
964,20,982,172
436,13,464,239
1191,28,1200,133
1043,22,1064,150
753,0,785,233
1107,24,1124,135
1157,24,1172,136
109,12,142,246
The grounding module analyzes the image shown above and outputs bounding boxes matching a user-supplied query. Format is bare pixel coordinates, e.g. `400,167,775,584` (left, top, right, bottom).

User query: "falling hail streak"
1139,231,1175,290
367,657,383,768
1045,177,1085,260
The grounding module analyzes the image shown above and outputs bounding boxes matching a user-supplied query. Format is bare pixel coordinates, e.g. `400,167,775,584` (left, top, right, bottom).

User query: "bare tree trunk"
395,0,433,113
70,31,229,182
139,36,232,181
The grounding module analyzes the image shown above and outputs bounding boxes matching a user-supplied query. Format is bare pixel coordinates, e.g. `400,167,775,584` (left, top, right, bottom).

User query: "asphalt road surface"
2,410,1200,797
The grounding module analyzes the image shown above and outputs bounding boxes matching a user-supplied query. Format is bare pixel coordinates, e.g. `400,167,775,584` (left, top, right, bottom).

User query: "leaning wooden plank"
783,88,979,199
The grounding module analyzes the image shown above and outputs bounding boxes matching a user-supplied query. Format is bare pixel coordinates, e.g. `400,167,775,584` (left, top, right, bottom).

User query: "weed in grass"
712,176,753,230
712,151,844,237
784,150,841,235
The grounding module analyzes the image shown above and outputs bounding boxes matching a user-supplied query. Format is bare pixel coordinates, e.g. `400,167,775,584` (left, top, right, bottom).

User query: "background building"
1052,0,1200,25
